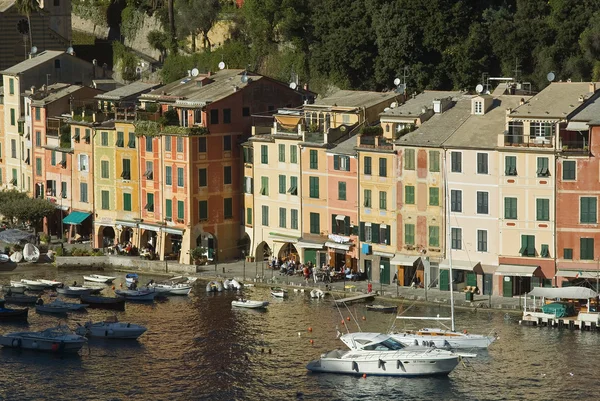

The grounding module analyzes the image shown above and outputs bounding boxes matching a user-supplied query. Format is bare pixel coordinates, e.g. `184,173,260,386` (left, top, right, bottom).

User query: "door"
483,274,493,296
502,276,513,297
380,257,390,284
318,252,327,269
466,272,477,286
364,260,372,280
439,270,449,291
304,249,316,265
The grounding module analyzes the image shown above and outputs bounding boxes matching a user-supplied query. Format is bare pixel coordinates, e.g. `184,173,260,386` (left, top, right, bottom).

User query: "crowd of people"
268,256,362,283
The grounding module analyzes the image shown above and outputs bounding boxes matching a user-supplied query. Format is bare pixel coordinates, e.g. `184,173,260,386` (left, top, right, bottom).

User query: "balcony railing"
502,133,554,148
560,139,589,153
358,135,393,150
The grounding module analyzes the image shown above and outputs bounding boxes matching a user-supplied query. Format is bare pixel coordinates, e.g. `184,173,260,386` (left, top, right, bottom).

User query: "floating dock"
520,312,600,331
334,293,375,305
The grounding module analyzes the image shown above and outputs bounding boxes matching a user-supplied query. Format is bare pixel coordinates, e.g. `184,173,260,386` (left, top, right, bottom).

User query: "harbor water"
0,270,597,400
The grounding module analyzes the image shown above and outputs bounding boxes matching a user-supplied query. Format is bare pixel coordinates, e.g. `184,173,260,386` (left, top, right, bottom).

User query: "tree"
175,0,221,52
0,191,55,233
147,30,170,61
15,0,39,52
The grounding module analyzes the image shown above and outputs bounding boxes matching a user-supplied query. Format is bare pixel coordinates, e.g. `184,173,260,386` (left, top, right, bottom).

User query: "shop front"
390,254,422,286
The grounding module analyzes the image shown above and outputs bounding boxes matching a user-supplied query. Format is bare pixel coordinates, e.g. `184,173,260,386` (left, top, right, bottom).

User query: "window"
291,209,298,229
242,107,250,117
199,200,208,221
278,144,285,162
581,197,597,223
35,107,40,121
80,183,88,203
262,205,269,226
450,190,462,212
243,147,253,164
333,155,350,171
309,212,320,234
288,176,298,195
198,168,207,187
536,199,550,221
290,146,297,163
405,186,415,204
177,200,184,219
197,137,205,153
123,193,132,211
101,160,109,179
61,181,67,198
451,152,462,173
177,167,184,187
35,158,42,176
379,158,387,177
537,157,549,177
541,244,550,258
260,176,269,195
121,159,131,180
101,131,108,146
74,127,81,143
10,109,15,126
116,131,124,147
563,160,576,180
309,177,319,198
223,135,232,151
144,161,153,180
405,224,415,245
530,122,555,138
11,139,16,158
477,153,488,174
505,156,517,176
504,197,517,219
279,175,286,194
519,235,535,257
101,190,110,210
379,191,387,210
35,131,41,147
364,189,372,208
279,208,286,228
429,151,440,172
244,176,253,194
78,154,89,171
165,166,172,185
261,145,268,164
477,192,488,214
145,136,152,152
338,181,346,200
364,156,372,175
176,137,183,152
223,108,231,124
193,109,202,124
224,166,232,185
309,150,318,169
10,169,16,186
429,226,439,247
365,225,372,242
54,59,60,68
477,230,487,252
210,109,219,124
224,198,233,219
9,78,14,95
404,149,415,170
145,193,154,212
246,207,252,225
429,187,439,206
564,248,573,260
163,199,171,219
451,228,462,249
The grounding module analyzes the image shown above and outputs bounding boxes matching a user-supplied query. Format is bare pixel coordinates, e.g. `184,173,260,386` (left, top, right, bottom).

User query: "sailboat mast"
444,151,456,332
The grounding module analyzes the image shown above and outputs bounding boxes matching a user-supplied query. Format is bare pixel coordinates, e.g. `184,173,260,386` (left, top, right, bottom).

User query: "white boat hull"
115,290,157,301
10,252,22,263
3,285,25,294
78,322,147,339
39,280,62,288
391,331,496,349
232,300,269,309
23,244,40,262
84,275,116,284
0,254,9,263
57,287,94,297
0,330,86,353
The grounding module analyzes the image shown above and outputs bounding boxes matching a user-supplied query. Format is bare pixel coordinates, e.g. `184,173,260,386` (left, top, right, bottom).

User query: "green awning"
63,211,91,225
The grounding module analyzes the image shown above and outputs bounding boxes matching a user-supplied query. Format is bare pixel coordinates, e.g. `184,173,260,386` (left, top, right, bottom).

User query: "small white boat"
390,328,497,349
10,252,22,263
206,281,223,292
223,279,243,290
56,286,94,297
270,287,288,298
0,325,87,353
19,279,51,291
0,254,9,263
152,283,192,296
23,244,40,263
76,317,147,339
83,274,116,284
306,332,474,377
38,279,63,288
170,276,197,284
231,299,269,309
36,304,70,314
48,299,88,311
115,289,157,301
3,285,26,294
310,289,325,299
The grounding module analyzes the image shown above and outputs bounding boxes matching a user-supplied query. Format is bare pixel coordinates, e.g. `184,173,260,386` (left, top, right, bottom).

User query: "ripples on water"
0,271,597,400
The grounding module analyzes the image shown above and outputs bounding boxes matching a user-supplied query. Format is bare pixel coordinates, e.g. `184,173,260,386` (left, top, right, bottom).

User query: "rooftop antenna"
547,71,556,82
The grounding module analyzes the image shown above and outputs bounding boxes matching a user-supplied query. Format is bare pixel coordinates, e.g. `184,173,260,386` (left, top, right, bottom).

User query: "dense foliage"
0,191,56,233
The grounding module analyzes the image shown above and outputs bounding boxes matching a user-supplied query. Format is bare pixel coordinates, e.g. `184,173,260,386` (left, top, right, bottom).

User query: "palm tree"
15,0,39,52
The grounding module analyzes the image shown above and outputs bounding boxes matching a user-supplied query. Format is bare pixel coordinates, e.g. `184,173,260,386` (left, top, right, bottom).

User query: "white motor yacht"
306,332,474,377
76,317,147,339
0,325,87,353
390,328,496,349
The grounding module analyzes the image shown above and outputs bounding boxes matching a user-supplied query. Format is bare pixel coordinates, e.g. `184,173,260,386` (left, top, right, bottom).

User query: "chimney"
590,82,597,93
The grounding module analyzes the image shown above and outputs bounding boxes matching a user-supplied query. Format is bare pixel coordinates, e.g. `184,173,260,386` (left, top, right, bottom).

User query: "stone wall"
56,256,198,274
72,15,109,39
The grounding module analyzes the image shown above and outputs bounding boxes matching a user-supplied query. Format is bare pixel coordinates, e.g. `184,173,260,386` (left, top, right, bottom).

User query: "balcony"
47,118,62,137
502,132,554,148
357,135,393,150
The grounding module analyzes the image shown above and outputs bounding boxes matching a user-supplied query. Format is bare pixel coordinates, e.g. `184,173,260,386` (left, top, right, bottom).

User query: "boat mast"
444,152,456,332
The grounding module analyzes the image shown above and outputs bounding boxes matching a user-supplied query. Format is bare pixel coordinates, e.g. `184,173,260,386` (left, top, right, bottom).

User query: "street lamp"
380,264,384,295
242,250,246,282
163,219,168,273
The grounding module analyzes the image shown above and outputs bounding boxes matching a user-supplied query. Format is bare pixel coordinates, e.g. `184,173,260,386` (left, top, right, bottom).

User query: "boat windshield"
363,338,406,351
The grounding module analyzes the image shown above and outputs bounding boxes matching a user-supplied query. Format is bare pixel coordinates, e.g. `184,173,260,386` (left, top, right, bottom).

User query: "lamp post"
380,264,384,295
242,250,246,282
163,219,168,273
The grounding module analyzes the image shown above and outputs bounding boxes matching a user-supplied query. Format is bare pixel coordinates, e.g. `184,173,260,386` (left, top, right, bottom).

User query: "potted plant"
191,246,208,265
39,233,50,244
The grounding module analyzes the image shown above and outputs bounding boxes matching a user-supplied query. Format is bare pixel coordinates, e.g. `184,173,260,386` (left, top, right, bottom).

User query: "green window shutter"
261,145,268,164
223,166,231,185
177,200,184,219
364,157,371,175
405,224,415,245
101,191,109,209
429,187,439,206
310,177,319,198
51,151,56,165
331,214,338,234
364,189,371,207
429,226,439,247
164,199,172,218
451,152,462,172
505,198,517,219
527,235,535,256
291,209,298,229
199,200,208,220
505,156,517,175
429,151,439,172
199,168,207,187
344,216,351,236
405,186,415,204
310,150,318,169
581,197,597,223
290,146,297,163
372,223,380,244
279,175,286,194
563,161,576,180
541,244,550,258
379,191,387,210
166,167,172,185
379,158,387,177
124,193,132,211
360,222,365,241
338,181,346,200
224,198,233,218
246,208,252,225
536,199,549,221
334,155,340,170
278,144,285,162
519,235,527,255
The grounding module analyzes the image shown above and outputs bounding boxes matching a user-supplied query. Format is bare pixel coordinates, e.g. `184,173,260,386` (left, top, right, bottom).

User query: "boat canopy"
528,286,598,299
340,332,406,351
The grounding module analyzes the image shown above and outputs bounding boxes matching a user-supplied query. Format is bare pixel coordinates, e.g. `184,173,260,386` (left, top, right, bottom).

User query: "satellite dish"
393,78,401,86
218,61,225,70
31,46,37,55
384,107,391,112
475,84,484,94
547,72,556,82
241,74,248,84
289,82,297,90
191,68,199,77
390,102,398,108
66,46,74,55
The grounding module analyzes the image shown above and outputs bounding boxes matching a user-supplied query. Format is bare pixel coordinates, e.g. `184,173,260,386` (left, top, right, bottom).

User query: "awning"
325,241,351,251
335,215,345,221
164,227,184,235
275,115,303,130
62,211,91,225
116,220,138,228
555,269,600,279
139,223,161,232
566,121,589,131
439,259,481,271
495,264,540,277
390,255,420,266
269,232,299,243
373,251,394,258
296,240,324,249
529,286,597,299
